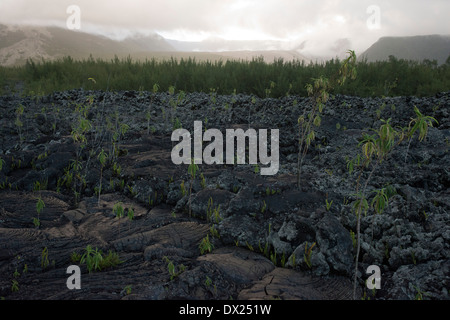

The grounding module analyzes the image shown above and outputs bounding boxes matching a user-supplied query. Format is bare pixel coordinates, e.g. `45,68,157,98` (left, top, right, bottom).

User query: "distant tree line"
0,54,449,97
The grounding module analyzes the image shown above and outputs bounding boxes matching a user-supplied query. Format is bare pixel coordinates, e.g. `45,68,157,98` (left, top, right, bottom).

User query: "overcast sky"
0,0,448,56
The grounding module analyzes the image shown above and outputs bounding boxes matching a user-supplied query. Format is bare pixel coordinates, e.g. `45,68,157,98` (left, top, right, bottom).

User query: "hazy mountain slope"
0,24,310,66
0,24,175,66
45,26,175,56
0,24,54,65
360,34,450,65
3,24,448,67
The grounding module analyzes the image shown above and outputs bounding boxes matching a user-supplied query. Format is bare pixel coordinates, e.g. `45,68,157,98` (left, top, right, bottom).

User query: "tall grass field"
0,54,449,97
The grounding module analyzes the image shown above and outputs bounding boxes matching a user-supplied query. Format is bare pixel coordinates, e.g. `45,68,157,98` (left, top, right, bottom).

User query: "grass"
11,280,19,292
1,54,449,98
97,148,108,205
113,202,125,237
76,245,123,273
163,256,186,281
199,234,214,255
188,159,199,217
303,242,316,269
41,247,49,270
34,196,45,228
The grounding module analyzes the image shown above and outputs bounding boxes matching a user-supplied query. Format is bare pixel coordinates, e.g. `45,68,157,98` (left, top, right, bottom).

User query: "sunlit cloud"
0,0,448,56
334,15,347,24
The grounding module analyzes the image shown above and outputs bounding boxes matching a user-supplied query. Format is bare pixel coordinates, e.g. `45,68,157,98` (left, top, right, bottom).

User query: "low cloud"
0,0,448,56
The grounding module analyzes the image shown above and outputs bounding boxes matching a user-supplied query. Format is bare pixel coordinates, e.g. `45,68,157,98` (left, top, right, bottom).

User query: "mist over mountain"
360,34,450,65
1,24,449,67
0,24,175,66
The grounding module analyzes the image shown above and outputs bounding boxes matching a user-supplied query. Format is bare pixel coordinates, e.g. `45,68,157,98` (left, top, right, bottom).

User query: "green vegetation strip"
0,55,449,97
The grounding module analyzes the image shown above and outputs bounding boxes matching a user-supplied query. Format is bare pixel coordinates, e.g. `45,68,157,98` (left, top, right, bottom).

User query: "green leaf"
306,130,315,145
113,202,124,218
188,159,199,178
353,195,369,217
36,197,45,215
313,115,322,127
362,141,375,160
318,102,324,113
98,149,108,166
346,158,354,175
128,207,134,221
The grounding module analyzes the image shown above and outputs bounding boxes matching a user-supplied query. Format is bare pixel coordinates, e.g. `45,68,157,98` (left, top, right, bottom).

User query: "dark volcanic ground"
0,89,449,300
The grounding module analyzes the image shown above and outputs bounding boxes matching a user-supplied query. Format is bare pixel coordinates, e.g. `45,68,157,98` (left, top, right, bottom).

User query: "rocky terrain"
0,89,448,300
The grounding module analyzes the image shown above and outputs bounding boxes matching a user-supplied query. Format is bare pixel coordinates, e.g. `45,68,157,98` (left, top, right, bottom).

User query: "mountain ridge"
1,24,449,66
360,34,450,65
0,24,176,66
0,24,313,66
